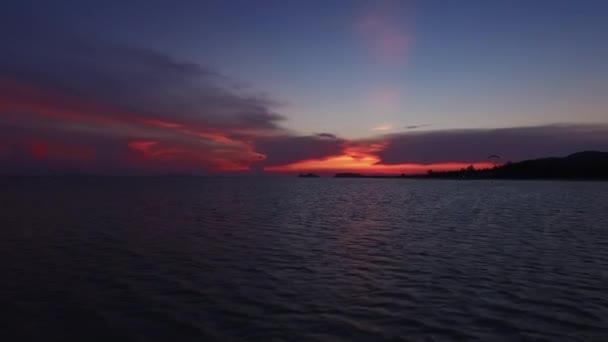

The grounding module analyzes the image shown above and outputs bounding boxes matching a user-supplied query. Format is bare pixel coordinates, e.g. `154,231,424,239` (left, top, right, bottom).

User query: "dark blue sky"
7,0,607,136
1,0,608,173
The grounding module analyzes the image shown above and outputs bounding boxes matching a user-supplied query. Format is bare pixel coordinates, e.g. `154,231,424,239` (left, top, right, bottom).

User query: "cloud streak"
372,125,393,131
404,124,432,130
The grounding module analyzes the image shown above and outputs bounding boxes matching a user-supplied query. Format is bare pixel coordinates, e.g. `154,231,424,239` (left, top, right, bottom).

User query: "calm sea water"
1,177,607,341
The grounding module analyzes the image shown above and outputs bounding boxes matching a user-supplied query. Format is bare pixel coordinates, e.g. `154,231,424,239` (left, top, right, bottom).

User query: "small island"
298,173,320,178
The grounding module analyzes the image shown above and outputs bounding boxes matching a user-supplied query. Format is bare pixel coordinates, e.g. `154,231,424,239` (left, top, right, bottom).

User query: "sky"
1,0,608,174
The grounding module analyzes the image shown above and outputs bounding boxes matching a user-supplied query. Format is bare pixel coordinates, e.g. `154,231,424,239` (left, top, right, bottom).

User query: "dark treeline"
426,151,608,180
329,151,608,180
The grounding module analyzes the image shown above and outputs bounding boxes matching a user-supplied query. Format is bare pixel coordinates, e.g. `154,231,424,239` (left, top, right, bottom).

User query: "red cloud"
29,140,95,162
127,139,262,171
0,78,267,173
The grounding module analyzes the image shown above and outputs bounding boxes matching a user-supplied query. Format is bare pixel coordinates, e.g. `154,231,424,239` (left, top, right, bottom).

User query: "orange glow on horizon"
265,154,494,174
265,142,495,175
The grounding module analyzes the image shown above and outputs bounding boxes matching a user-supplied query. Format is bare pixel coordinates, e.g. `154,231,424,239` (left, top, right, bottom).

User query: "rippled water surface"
1,177,608,341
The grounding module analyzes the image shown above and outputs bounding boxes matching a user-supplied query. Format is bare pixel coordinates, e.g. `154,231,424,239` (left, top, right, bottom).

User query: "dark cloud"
404,124,432,130
0,26,284,132
0,22,289,173
254,135,344,167
375,124,608,164
316,133,338,139
0,121,141,174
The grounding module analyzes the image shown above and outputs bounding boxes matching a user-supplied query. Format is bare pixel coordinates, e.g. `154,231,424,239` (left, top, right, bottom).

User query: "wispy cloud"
316,133,338,139
372,125,393,131
404,124,432,130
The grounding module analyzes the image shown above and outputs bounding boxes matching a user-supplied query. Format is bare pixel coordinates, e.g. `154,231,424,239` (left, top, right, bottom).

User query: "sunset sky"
2,0,608,174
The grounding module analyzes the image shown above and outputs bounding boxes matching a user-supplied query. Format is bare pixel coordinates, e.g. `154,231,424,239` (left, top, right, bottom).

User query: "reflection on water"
1,177,607,340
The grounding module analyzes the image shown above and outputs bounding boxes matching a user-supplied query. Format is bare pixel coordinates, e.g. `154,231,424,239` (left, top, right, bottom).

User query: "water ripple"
1,177,608,341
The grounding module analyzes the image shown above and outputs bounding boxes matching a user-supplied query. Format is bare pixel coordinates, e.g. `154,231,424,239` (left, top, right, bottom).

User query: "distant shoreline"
2,151,607,181
1,175,607,181
331,175,608,181
328,151,608,180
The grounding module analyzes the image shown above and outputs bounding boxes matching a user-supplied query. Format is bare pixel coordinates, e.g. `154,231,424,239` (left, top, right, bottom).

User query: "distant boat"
298,173,320,178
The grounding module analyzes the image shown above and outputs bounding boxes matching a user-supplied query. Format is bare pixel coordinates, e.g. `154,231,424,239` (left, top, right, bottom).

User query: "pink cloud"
372,125,393,131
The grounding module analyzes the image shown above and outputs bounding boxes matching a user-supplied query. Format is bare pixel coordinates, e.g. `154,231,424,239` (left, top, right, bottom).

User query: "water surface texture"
1,178,607,341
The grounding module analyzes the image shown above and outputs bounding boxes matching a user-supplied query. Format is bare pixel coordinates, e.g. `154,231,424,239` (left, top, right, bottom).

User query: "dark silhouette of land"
334,173,409,178
299,173,320,178
427,151,608,180
335,173,366,178
333,151,608,180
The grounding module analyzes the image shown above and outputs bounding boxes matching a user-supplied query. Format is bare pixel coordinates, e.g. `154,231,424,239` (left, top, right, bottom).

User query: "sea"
1,177,607,341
